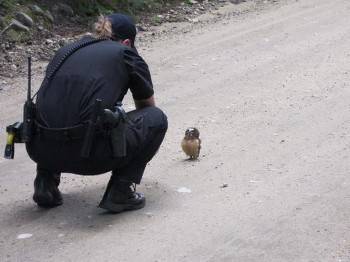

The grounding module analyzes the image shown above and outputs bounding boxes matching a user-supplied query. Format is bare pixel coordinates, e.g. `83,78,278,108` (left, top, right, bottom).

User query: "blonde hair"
94,15,113,38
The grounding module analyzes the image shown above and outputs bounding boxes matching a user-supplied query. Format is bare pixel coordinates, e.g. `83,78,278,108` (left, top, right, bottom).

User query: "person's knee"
157,108,168,131
145,106,168,131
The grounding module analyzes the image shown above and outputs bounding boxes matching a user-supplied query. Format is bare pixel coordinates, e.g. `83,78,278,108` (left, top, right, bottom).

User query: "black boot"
99,177,145,213
33,168,63,208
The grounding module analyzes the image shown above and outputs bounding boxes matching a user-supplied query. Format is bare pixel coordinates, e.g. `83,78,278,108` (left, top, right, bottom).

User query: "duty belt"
34,121,102,141
34,100,128,159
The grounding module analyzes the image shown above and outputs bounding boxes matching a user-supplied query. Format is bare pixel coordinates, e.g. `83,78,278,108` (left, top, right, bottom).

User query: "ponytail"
94,15,112,38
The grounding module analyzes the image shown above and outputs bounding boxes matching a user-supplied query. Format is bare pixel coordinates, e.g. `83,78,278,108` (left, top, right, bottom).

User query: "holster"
4,122,23,159
4,100,36,159
103,104,128,158
22,100,36,143
110,122,127,158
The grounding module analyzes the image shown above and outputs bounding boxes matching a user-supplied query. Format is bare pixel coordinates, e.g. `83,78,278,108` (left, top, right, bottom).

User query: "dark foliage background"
0,0,178,17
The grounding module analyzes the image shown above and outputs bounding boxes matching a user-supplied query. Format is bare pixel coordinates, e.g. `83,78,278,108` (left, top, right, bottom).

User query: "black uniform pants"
27,107,168,184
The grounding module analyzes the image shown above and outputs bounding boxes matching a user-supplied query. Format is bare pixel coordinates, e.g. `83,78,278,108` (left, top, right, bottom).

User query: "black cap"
107,13,137,45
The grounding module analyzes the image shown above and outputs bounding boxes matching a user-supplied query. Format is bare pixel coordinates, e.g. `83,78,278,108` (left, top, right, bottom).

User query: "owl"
181,127,201,160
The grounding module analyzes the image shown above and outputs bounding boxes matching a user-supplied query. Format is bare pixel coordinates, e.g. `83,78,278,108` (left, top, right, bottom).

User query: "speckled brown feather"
181,138,201,159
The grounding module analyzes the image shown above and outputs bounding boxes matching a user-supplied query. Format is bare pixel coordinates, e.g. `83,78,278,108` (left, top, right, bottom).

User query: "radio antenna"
27,57,31,101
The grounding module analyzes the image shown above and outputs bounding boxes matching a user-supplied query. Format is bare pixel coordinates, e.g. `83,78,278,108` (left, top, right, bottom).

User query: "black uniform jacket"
36,36,154,128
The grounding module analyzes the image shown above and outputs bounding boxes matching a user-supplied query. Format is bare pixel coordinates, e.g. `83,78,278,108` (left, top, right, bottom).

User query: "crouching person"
26,13,168,213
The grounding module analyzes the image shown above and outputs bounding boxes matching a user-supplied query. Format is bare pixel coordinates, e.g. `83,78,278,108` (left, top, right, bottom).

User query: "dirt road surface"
0,0,350,261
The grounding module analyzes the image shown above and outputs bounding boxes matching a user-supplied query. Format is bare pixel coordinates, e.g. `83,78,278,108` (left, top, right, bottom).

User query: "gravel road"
0,0,349,261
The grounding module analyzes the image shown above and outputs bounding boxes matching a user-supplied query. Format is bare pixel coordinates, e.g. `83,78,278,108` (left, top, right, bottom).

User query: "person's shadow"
2,178,172,234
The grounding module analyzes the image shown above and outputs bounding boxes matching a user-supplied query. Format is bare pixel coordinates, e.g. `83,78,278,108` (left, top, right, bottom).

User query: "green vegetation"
0,0,14,10
0,0,178,17
0,0,186,42
4,28,32,42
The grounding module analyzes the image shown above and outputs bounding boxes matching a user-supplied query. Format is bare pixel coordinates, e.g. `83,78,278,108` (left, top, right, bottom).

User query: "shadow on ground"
2,178,173,234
